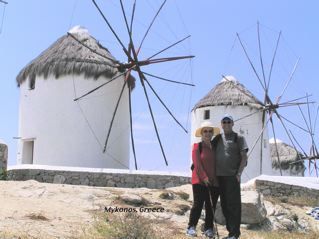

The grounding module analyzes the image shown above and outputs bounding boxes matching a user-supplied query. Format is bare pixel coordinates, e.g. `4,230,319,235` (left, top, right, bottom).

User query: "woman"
187,121,220,238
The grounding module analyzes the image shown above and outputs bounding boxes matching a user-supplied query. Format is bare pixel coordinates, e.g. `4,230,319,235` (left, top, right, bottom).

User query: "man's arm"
237,150,248,177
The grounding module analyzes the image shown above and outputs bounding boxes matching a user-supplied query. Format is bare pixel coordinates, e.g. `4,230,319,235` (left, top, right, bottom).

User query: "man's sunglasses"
222,121,232,124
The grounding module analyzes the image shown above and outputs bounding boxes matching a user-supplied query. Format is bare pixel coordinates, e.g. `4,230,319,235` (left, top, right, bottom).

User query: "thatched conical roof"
16,26,135,89
193,75,263,110
269,138,305,172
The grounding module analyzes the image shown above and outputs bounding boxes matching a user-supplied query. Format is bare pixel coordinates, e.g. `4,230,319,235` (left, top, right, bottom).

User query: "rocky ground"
0,180,318,238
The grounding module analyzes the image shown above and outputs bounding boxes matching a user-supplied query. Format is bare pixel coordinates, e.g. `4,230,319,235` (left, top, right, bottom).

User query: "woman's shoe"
186,226,197,237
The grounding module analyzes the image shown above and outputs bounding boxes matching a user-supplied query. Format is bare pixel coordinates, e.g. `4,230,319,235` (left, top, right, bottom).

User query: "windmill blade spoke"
247,114,271,159
289,129,308,158
267,31,281,92
279,94,313,105
67,32,118,64
138,72,168,166
127,0,136,56
119,0,137,61
279,101,315,108
138,0,167,53
147,35,191,60
103,80,128,153
129,0,136,35
314,105,319,133
128,85,137,170
119,0,131,37
74,71,126,101
237,32,266,91
274,111,304,172
138,55,194,66
259,110,267,174
311,144,319,177
298,105,312,134
276,58,300,104
142,71,195,86
306,93,313,136
130,35,169,166
144,78,188,133
279,114,309,133
257,22,267,90
269,117,283,176
92,0,132,60
234,108,264,122
308,158,311,175
314,161,319,177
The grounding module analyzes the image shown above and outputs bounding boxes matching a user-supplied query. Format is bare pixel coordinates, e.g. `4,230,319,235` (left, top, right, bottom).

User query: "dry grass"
25,212,50,221
82,212,165,239
241,230,319,239
265,195,319,207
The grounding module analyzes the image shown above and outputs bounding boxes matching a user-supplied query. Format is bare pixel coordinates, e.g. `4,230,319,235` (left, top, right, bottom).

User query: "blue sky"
0,1,318,174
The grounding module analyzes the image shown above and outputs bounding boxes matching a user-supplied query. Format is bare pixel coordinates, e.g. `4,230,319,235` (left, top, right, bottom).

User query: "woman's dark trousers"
188,184,219,231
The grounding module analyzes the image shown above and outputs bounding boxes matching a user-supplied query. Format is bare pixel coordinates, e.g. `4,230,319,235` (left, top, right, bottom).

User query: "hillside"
0,179,318,239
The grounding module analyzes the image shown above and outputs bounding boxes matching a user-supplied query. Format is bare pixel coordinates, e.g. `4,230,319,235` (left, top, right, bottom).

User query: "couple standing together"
187,115,248,239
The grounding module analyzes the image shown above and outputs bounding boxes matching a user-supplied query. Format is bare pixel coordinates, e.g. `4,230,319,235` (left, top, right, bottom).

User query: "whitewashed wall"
191,105,273,183
17,74,130,169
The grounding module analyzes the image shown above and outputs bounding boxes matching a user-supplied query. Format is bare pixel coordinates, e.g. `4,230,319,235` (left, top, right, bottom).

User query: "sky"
0,1,318,175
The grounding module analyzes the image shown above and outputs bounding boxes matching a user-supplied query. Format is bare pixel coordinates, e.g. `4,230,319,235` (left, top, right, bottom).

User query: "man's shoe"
186,226,197,237
204,228,214,238
222,237,238,239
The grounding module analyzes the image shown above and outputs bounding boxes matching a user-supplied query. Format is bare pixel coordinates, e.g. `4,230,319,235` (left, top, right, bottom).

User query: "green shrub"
175,191,189,201
93,212,163,239
0,168,7,180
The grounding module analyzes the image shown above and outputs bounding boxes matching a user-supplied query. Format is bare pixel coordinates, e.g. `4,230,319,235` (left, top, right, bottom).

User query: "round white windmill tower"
16,26,133,169
191,75,273,182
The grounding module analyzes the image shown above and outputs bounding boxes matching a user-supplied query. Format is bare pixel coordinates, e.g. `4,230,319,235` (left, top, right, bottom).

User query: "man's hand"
236,173,241,183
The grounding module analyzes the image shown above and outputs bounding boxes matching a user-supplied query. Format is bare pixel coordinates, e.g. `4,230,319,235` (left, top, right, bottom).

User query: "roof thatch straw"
270,139,305,172
193,75,263,111
16,26,135,90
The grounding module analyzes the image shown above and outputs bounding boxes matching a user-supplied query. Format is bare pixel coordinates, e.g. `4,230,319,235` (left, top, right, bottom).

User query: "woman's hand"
203,179,211,186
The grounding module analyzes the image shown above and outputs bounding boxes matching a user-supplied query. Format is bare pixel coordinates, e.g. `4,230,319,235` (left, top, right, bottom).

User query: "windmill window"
204,110,210,120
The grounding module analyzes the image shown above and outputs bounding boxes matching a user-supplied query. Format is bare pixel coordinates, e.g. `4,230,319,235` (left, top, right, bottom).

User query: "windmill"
69,0,194,170
227,22,312,178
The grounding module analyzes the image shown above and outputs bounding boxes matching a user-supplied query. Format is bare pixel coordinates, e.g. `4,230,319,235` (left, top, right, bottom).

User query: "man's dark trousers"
218,176,241,238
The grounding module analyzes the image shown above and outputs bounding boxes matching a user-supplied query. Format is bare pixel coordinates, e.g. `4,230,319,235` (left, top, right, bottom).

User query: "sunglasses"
222,121,232,124
203,130,213,133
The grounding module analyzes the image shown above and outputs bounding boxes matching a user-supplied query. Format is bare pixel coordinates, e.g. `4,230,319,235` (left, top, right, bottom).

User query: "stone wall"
0,143,8,176
7,168,191,189
254,178,319,199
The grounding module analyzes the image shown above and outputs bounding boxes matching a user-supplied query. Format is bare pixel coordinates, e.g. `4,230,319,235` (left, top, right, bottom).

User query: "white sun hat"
195,121,220,137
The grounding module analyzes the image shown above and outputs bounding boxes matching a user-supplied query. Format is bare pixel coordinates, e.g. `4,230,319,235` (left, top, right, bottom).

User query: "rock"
241,191,267,224
159,191,175,200
119,193,148,206
53,175,66,184
215,190,267,225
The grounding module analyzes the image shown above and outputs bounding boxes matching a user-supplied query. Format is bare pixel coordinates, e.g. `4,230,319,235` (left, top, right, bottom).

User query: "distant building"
191,76,272,182
269,138,305,176
16,26,133,169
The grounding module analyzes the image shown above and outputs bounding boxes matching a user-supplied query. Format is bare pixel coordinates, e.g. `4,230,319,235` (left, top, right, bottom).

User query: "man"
215,114,248,239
